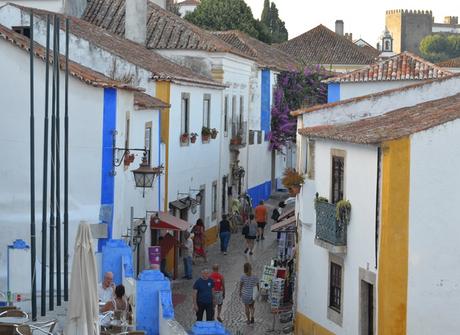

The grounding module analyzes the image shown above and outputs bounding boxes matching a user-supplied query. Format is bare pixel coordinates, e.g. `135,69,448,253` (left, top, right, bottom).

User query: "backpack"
271,208,280,221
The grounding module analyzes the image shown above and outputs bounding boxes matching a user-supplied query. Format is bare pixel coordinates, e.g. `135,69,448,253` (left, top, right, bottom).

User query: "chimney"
335,20,344,36
125,0,147,44
344,33,353,41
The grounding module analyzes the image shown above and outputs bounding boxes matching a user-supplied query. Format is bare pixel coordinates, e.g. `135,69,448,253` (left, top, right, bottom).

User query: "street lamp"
131,153,164,197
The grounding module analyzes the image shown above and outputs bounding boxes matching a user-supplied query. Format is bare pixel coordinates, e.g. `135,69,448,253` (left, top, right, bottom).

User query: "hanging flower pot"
180,133,189,144
202,126,212,142
211,128,218,139
230,136,242,145
124,153,135,166
190,132,198,144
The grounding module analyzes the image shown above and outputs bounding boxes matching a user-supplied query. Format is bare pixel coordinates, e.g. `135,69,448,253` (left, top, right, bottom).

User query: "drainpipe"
375,147,382,269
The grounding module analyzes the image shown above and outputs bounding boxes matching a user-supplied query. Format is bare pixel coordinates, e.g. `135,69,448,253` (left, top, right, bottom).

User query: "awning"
150,212,190,231
169,197,200,210
278,206,295,222
271,215,296,232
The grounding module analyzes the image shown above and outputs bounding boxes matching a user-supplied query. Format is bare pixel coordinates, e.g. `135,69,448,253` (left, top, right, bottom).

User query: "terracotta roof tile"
326,52,452,83
11,4,223,88
437,56,460,68
292,72,460,116
277,25,376,66
212,30,301,71
0,23,140,91
134,92,169,110
83,0,249,58
298,93,460,144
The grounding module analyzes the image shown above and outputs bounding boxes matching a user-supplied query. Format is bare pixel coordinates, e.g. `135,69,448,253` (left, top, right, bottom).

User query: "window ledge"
327,306,343,326
314,238,347,254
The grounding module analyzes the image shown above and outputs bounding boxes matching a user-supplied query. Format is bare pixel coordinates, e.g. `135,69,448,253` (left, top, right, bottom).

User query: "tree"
420,33,460,63
185,0,260,39
260,0,288,44
166,0,181,16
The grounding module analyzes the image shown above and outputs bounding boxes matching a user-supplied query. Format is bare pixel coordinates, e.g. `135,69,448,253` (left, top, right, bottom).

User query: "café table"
0,316,29,324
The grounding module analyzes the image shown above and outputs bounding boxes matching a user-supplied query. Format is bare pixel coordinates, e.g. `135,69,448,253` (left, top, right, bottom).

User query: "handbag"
252,287,259,302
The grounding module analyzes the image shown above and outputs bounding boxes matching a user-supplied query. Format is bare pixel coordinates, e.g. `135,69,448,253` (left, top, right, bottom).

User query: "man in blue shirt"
193,268,215,321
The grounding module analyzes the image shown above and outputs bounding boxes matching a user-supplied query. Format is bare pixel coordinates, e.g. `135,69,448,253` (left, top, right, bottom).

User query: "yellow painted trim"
378,137,410,335
295,312,335,335
204,225,218,246
155,81,171,211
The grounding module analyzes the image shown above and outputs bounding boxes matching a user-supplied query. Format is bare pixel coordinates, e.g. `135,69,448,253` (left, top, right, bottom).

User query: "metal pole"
41,14,51,317
49,15,57,311
29,10,37,321
55,16,61,307
63,17,70,302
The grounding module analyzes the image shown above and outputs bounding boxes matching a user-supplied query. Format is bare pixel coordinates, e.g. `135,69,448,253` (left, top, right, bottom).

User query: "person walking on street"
244,214,257,255
255,200,268,241
193,268,215,321
239,262,259,325
219,214,231,255
209,264,225,323
181,232,193,280
192,219,207,263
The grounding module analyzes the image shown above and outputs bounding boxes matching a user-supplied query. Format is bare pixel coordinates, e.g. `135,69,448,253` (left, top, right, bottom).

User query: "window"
329,262,342,312
306,140,315,179
181,93,190,135
212,181,218,220
203,94,211,128
232,95,237,133
331,151,345,203
224,95,228,136
257,131,262,144
13,26,30,38
144,122,152,164
249,130,255,145
125,117,130,150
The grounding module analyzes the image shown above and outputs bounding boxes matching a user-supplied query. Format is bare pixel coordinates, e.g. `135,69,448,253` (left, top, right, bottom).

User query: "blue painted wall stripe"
247,181,272,208
99,88,117,251
261,69,271,140
328,82,340,103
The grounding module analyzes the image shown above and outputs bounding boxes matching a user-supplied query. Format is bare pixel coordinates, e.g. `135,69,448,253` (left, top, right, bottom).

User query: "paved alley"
172,199,288,334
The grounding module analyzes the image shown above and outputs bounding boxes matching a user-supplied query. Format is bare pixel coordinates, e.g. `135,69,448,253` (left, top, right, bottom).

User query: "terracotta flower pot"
190,136,197,143
124,153,135,166
180,134,189,144
202,135,210,142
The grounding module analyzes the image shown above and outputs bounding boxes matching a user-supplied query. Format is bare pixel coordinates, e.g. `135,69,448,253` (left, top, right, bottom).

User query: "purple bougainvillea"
269,66,330,151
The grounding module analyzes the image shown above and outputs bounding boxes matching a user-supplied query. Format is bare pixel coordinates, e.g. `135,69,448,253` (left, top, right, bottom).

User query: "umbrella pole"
29,9,37,321
64,17,70,302
56,15,62,307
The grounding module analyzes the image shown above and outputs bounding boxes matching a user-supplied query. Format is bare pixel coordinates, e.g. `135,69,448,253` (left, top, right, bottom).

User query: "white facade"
0,37,137,290
407,119,460,335
296,139,378,333
178,3,197,17
339,80,421,101
0,0,88,16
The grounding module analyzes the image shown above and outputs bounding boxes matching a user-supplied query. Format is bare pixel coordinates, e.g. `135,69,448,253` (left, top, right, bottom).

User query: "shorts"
213,291,224,305
257,222,266,229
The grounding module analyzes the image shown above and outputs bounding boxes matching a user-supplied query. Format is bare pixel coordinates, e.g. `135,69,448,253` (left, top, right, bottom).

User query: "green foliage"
166,0,181,16
259,0,288,44
336,200,351,224
420,33,460,63
185,0,260,39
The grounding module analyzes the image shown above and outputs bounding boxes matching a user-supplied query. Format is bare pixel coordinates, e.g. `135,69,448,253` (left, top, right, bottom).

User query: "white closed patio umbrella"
65,222,100,335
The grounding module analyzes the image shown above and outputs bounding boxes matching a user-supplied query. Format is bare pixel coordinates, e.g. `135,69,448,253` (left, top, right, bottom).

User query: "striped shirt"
240,274,258,303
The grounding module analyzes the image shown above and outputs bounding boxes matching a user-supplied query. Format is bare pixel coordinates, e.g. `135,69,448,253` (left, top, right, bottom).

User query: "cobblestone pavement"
172,199,291,334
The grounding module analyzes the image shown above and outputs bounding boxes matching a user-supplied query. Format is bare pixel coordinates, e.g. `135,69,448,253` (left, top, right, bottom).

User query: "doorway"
360,280,374,335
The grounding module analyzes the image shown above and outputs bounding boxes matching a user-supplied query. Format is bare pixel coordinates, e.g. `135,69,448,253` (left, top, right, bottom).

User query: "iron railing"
315,201,347,246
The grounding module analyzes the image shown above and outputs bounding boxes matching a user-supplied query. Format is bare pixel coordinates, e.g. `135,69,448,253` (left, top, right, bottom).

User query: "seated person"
100,284,130,323
98,271,115,303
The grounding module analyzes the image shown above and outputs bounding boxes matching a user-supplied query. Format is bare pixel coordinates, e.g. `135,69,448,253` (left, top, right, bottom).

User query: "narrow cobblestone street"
172,200,288,334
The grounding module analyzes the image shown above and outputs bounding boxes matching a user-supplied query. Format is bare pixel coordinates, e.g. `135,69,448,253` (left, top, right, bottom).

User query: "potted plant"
336,199,352,225
281,168,305,196
201,126,212,142
190,132,198,143
211,128,218,139
123,152,135,166
230,135,242,145
180,132,189,144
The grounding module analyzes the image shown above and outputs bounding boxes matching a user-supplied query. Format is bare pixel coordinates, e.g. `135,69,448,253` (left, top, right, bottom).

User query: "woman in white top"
101,284,129,323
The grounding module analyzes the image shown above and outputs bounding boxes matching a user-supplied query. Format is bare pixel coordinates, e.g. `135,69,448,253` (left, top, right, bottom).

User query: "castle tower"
385,9,433,55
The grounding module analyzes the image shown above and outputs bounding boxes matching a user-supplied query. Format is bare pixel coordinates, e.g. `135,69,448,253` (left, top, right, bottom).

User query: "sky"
245,0,459,46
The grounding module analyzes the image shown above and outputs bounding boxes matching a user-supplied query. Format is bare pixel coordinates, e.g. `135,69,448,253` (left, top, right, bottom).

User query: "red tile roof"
291,73,460,116
326,52,452,83
0,24,140,91
134,92,169,110
82,0,249,58
212,30,301,71
9,4,224,88
277,25,376,66
298,93,460,144
437,56,460,68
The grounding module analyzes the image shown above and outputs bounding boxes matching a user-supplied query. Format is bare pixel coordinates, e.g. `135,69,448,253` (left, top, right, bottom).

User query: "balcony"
314,199,349,253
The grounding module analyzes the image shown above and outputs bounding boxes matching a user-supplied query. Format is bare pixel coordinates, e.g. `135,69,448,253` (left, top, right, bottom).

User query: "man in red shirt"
209,264,225,322
254,200,268,241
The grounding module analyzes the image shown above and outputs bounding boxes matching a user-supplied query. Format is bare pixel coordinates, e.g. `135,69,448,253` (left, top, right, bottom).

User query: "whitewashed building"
177,0,199,17
0,23,145,290
292,73,460,334
83,0,298,242
324,52,453,103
